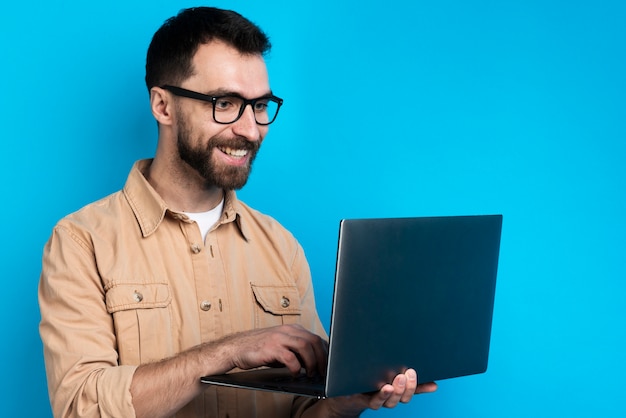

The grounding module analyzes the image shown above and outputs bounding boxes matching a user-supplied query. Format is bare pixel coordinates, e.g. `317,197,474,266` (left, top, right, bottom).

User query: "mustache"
208,135,260,153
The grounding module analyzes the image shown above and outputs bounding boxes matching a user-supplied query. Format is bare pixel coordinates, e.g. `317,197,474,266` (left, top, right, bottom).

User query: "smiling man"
38,7,435,418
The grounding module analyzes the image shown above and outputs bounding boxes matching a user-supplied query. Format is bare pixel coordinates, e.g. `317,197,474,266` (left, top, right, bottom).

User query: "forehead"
187,40,270,97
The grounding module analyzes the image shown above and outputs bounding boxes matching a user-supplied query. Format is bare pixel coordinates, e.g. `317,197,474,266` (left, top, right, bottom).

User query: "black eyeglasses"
161,85,283,125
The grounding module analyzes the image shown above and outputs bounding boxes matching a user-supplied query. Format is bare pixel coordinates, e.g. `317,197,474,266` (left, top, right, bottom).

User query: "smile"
218,146,249,158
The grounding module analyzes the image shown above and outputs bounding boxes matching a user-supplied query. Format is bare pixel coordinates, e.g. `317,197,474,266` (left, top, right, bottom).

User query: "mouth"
218,146,249,158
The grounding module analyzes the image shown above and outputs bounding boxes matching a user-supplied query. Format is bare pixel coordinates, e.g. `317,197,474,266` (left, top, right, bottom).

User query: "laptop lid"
201,215,503,398
324,214,502,397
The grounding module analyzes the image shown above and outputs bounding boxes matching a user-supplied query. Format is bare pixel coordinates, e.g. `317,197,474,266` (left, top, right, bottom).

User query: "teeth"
219,147,248,157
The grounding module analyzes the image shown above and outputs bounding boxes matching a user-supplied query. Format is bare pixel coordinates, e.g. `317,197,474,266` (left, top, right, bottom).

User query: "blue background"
2,1,624,416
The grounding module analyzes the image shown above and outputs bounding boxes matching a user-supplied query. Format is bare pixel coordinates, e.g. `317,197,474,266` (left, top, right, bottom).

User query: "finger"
281,326,328,376
226,327,302,372
255,326,308,374
311,336,328,376
415,381,438,394
274,326,324,375
381,373,408,409
265,338,303,375
400,369,418,403
367,384,394,410
286,334,317,375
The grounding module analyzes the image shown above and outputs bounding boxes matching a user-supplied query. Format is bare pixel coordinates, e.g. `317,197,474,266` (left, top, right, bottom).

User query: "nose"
232,104,262,142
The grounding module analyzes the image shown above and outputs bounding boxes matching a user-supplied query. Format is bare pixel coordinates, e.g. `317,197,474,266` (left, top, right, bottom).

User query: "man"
39,7,436,417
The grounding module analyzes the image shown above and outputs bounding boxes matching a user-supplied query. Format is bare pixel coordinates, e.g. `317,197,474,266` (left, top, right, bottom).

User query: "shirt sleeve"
39,224,138,418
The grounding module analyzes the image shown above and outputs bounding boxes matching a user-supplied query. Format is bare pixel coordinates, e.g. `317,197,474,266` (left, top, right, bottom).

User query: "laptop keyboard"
271,372,325,385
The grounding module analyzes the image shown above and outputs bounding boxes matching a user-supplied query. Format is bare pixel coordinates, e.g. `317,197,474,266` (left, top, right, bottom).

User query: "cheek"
195,122,231,146
184,106,224,137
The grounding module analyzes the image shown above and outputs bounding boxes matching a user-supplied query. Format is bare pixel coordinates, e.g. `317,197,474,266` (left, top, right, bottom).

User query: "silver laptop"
201,215,503,398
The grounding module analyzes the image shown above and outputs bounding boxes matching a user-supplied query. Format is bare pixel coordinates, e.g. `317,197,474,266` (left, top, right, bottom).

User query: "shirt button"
133,291,143,303
191,244,202,254
280,296,290,308
200,300,212,311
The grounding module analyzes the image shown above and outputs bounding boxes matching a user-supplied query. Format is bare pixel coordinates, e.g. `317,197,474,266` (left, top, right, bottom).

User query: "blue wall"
2,1,624,416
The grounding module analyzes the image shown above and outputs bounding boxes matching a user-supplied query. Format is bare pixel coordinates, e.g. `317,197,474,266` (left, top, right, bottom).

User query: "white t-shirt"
184,198,224,242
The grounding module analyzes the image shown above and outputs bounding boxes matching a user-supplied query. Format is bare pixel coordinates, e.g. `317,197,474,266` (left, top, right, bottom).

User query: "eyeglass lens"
214,96,280,125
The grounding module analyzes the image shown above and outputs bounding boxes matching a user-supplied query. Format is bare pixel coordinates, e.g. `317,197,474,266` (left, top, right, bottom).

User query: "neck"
145,157,225,213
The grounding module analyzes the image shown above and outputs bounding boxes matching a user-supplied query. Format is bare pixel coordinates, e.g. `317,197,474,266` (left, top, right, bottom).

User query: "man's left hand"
313,369,438,417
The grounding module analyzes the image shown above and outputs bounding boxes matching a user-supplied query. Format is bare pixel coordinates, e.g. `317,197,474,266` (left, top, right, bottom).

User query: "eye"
214,97,239,111
253,100,269,112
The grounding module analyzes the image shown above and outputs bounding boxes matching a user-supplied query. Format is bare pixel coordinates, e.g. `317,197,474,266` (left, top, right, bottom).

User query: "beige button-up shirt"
39,159,327,417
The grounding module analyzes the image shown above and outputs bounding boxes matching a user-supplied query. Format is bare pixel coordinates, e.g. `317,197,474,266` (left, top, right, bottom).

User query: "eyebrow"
204,88,274,99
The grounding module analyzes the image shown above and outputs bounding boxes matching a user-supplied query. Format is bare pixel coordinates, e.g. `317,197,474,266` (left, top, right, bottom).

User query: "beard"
176,111,261,190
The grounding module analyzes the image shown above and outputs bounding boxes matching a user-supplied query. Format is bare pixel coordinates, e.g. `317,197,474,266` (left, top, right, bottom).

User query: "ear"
150,86,174,126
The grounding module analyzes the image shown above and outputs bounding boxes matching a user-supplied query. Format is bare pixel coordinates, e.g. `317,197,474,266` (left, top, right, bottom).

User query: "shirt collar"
122,159,250,240
220,188,251,241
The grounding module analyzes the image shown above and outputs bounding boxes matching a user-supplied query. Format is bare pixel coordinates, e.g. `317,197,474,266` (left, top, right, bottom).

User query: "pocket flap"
105,283,171,313
250,284,302,315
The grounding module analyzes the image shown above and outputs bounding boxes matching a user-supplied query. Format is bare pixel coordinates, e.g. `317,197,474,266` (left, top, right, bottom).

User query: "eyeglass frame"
161,85,284,126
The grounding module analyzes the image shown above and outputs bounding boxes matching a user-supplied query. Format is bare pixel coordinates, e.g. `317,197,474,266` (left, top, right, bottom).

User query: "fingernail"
407,369,417,381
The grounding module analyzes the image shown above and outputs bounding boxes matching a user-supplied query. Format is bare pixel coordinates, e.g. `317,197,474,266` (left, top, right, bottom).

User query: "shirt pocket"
250,283,302,327
105,283,173,365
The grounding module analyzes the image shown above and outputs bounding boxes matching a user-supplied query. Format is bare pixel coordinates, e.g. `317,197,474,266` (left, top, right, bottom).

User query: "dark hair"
145,7,271,92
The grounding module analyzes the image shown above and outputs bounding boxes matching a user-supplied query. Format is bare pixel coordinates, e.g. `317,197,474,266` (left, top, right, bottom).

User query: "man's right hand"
223,324,329,377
